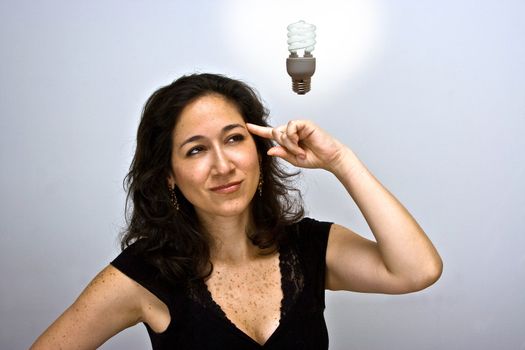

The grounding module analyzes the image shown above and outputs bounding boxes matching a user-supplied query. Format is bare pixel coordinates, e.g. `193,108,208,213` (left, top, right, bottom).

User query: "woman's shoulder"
286,216,333,237
110,242,180,306
111,241,156,278
282,217,333,259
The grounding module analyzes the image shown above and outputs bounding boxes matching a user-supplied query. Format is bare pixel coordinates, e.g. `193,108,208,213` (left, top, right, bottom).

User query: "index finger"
245,123,274,139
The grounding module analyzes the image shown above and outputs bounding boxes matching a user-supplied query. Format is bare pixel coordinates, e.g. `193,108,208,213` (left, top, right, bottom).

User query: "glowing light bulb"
286,20,317,95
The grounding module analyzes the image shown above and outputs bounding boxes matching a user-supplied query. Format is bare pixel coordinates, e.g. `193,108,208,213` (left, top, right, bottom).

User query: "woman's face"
168,94,260,221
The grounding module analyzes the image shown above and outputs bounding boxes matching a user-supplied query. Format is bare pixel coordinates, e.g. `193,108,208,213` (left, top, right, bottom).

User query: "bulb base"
286,56,316,95
292,78,311,95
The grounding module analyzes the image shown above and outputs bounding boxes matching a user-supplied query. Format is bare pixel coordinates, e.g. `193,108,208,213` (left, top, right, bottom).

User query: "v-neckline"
198,246,290,347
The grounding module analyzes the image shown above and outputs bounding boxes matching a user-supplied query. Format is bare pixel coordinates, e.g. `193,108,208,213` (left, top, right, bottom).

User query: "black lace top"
110,217,332,349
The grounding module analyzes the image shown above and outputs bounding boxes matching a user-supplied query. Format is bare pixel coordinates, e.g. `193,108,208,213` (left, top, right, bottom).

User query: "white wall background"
1,0,524,349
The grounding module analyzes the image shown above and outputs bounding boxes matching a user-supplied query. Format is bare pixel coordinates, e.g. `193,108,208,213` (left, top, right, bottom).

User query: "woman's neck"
197,211,258,264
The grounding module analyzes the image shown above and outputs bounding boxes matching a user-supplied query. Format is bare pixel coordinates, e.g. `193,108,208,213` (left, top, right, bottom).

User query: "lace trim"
279,243,304,318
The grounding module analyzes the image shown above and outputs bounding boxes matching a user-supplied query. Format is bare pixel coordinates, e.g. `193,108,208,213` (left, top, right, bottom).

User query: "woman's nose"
212,149,235,175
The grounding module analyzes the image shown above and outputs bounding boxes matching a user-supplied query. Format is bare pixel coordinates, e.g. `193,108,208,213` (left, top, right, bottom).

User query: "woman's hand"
246,120,348,172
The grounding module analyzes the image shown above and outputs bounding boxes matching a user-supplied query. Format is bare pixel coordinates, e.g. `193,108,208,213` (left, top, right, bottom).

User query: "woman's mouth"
209,181,243,194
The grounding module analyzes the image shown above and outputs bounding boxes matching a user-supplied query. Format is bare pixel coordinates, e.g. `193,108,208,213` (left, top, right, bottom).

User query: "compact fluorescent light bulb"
286,20,316,95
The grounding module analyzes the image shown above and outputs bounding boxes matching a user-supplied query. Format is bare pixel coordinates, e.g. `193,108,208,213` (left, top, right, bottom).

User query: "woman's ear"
167,174,176,189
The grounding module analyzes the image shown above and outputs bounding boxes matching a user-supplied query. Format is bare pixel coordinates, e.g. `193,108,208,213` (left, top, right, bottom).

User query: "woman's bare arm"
247,120,442,294
30,265,145,350
324,148,442,293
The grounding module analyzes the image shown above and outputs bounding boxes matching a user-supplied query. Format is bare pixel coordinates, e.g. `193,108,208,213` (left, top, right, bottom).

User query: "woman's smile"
210,180,243,194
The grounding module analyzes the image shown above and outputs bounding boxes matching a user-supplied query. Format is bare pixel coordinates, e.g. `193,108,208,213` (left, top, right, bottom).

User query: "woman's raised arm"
323,147,443,293
247,120,442,294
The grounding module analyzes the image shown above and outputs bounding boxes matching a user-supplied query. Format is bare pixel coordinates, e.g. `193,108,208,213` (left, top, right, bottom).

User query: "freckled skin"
29,265,169,349
206,252,282,345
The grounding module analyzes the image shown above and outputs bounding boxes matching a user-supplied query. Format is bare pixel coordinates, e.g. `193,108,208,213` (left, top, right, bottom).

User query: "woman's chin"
195,203,252,221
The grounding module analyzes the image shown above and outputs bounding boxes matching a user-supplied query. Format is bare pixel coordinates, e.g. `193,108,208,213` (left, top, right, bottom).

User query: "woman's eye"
227,134,245,143
186,146,205,157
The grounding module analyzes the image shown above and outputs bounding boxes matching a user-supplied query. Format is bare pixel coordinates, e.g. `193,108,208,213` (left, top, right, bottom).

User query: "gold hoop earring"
258,172,263,197
169,185,180,211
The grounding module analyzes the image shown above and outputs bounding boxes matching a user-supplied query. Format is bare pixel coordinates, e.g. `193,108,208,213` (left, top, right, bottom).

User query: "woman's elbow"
393,256,443,294
412,256,443,292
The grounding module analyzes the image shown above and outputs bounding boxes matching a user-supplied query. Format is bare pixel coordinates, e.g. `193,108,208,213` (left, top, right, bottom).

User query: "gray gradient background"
1,0,524,349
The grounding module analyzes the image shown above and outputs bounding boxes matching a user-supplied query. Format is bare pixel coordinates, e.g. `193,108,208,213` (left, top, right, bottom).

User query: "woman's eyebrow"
179,123,245,149
222,123,244,133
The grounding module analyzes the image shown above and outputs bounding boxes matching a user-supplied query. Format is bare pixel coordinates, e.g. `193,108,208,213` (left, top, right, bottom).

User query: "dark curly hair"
121,73,304,285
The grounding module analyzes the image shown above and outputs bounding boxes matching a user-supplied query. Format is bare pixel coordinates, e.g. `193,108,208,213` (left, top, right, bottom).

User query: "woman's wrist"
326,145,366,180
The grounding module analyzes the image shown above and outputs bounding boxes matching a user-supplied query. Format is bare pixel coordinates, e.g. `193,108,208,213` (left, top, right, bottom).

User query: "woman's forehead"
174,95,245,139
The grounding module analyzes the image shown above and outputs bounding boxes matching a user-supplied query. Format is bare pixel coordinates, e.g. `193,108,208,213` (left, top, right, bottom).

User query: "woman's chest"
205,254,283,345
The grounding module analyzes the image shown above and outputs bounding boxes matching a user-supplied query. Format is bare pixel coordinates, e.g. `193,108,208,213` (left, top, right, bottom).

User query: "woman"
30,73,442,349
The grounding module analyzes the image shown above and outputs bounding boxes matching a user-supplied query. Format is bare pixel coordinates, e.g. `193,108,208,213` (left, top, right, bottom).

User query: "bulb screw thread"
292,78,311,95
